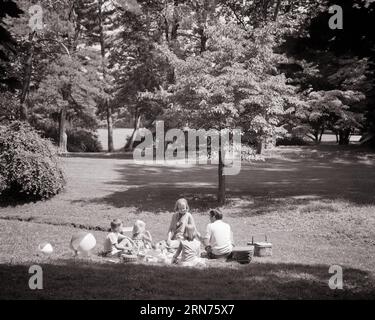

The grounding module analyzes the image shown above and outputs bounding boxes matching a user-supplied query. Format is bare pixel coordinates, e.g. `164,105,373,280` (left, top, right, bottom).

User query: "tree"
4,0,84,126
157,21,297,204
282,0,375,145
292,89,365,144
0,0,23,77
110,1,171,150
76,0,143,152
30,53,99,152
0,0,23,121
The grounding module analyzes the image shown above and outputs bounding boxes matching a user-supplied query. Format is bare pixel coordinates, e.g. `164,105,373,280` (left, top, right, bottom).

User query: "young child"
132,220,153,252
104,219,134,256
172,224,204,267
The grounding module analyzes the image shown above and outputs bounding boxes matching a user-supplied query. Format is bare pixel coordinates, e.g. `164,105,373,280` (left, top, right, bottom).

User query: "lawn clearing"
0,145,375,299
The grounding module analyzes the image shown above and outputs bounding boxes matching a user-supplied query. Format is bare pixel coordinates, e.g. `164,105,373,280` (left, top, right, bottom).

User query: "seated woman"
167,198,199,249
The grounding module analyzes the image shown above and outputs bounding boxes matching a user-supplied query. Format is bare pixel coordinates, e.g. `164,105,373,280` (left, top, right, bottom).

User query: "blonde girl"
172,224,204,267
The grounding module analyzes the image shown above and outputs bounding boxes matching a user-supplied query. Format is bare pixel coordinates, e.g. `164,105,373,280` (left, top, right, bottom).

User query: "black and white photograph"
0,0,375,304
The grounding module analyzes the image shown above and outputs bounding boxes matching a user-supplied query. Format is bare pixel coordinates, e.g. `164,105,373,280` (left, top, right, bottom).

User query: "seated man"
203,209,234,259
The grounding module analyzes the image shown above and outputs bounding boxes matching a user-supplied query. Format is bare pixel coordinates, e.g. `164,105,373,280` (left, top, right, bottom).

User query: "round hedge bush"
0,121,65,200
66,129,102,153
33,121,102,153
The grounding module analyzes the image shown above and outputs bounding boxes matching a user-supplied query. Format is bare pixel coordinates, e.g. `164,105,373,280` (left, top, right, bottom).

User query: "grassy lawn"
1,145,375,299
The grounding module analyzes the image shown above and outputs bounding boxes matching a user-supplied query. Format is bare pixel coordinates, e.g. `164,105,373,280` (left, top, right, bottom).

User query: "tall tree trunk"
319,126,325,143
262,0,271,20
107,105,114,152
273,0,282,21
59,107,67,153
335,132,339,144
312,127,321,144
125,111,141,151
164,17,169,41
19,33,35,121
339,129,351,145
256,136,265,154
171,20,178,41
98,0,114,153
171,21,178,40
199,27,207,53
171,0,179,40
164,2,180,83
218,148,226,205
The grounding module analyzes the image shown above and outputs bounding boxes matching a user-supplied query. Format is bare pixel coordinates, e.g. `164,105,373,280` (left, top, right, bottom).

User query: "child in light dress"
172,224,205,267
132,220,153,252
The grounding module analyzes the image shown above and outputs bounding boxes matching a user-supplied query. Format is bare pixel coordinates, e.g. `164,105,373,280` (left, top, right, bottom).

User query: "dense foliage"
65,129,102,152
34,121,102,152
0,121,65,199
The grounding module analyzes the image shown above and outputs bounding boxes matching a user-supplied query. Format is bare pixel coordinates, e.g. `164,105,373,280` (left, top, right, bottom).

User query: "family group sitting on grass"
103,198,235,266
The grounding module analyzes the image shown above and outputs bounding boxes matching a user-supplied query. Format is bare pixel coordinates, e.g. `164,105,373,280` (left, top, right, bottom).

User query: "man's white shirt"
204,220,233,256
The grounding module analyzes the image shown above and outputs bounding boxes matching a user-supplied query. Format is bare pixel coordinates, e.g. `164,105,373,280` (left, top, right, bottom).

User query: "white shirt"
104,232,120,254
204,220,233,256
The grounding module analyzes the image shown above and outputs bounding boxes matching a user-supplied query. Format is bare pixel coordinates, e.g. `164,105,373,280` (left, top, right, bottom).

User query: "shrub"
0,121,65,200
67,129,102,153
33,122,102,152
276,135,310,146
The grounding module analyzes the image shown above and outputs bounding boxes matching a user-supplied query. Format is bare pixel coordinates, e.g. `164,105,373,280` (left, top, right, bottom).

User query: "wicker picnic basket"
231,246,254,264
121,254,138,263
248,235,273,257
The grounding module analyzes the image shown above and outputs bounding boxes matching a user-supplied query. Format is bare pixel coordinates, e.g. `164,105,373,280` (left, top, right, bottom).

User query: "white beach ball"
70,232,96,253
38,242,53,254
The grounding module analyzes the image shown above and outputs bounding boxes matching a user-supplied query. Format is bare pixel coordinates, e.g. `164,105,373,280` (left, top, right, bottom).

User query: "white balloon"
38,242,53,254
70,232,96,253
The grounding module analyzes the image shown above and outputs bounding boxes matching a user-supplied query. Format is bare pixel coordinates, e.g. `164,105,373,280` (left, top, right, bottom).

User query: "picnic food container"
248,235,273,257
145,256,159,263
137,252,146,262
231,246,254,264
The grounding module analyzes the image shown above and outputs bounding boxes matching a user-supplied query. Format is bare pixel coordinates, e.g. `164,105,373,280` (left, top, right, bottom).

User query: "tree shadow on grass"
71,147,375,213
71,163,222,212
62,152,134,160
0,191,44,208
0,259,374,299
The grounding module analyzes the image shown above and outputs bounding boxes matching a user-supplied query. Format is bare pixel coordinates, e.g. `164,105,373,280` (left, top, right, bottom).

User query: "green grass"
1,145,375,299
1,259,374,300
